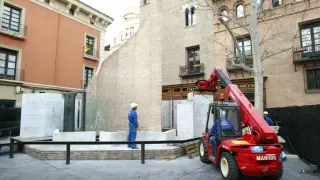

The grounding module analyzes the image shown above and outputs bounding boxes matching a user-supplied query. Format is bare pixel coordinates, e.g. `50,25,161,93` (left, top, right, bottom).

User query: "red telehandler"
196,68,283,180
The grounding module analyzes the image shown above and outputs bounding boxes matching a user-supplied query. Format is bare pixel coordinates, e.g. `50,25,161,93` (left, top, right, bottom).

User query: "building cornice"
30,0,110,32
0,79,84,92
72,0,114,22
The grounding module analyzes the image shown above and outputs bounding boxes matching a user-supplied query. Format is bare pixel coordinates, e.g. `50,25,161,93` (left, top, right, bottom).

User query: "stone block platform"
23,144,186,160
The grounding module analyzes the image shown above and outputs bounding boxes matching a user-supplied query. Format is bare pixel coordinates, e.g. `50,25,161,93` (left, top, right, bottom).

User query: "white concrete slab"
177,103,194,140
271,126,280,134
176,95,213,140
193,95,213,138
99,131,126,141
20,93,64,138
53,131,96,142
136,131,166,141
165,129,177,140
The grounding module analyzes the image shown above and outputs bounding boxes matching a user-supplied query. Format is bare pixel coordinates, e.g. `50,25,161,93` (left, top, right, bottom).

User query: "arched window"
191,6,196,25
185,8,190,26
220,9,228,21
185,6,196,26
236,4,244,18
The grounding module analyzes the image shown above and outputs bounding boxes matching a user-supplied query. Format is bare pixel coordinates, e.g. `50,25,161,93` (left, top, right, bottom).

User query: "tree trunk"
250,0,264,114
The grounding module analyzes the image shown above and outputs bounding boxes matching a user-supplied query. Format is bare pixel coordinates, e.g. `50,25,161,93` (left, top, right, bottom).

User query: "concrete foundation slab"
53,131,96,142
23,144,185,160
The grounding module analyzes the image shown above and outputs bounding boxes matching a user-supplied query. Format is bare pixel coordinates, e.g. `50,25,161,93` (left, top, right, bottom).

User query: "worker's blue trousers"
127,131,137,149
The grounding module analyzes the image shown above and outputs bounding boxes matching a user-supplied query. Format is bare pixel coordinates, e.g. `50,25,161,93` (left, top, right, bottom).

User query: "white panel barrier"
53,131,96,141
20,93,64,138
99,131,126,141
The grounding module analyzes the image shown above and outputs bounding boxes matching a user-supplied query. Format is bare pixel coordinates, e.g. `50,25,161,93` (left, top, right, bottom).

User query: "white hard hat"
264,111,268,115
130,103,138,109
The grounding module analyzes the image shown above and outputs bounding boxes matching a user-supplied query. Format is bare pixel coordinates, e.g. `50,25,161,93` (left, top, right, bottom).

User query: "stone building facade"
89,0,320,132
211,0,320,108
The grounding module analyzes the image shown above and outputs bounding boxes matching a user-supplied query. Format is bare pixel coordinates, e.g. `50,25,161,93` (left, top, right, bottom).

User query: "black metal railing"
226,56,253,71
9,137,200,165
293,45,320,63
0,18,27,37
0,69,24,81
179,63,205,77
83,47,99,60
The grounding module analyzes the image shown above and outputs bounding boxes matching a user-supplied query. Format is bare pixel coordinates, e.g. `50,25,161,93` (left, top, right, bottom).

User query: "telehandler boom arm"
197,68,279,144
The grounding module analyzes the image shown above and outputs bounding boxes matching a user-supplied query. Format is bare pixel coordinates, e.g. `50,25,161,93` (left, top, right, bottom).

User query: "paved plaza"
0,153,318,180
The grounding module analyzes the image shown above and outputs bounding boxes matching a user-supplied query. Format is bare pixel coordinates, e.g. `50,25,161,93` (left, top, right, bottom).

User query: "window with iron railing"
0,48,18,80
235,37,252,62
300,22,320,59
187,46,201,74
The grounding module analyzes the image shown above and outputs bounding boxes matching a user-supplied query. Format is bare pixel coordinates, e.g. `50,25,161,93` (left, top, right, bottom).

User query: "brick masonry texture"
86,0,216,132
87,0,320,133
23,145,186,160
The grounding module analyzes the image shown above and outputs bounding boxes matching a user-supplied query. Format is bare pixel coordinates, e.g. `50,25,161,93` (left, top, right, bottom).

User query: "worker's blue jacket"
128,110,138,132
264,116,274,126
210,118,234,138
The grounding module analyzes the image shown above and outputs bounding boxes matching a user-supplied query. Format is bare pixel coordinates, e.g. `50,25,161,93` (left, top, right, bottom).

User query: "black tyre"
198,137,210,163
219,152,241,180
265,166,283,180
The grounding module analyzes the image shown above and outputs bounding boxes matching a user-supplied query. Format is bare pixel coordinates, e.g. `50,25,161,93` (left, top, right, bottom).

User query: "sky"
80,0,140,45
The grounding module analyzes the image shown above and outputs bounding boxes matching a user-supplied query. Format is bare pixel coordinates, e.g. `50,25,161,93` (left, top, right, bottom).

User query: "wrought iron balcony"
293,45,320,63
226,56,253,71
0,69,24,81
0,18,27,38
179,63,205,77
83,47,99,60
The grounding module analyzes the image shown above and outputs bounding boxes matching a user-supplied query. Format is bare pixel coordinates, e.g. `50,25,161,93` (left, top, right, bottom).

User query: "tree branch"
218,17,254,73
219,14,252,33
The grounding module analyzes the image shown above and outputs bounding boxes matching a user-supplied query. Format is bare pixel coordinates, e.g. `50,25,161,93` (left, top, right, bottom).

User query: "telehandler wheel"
219,152,240,180
265,166,283,180
198,137,210,163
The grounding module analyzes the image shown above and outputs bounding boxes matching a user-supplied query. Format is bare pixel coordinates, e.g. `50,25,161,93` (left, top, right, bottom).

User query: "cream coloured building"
88,0,320,132
110,7,140,51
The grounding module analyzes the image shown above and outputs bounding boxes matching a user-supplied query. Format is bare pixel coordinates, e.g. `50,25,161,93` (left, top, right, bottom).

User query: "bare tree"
197,0,304,114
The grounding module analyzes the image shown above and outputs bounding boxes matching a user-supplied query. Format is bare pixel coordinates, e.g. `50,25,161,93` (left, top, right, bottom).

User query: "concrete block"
177,103,194,140
165,129,177,140
99,131,126,141
20,93,64,138
193,95,213,138
270,126,280,134
53,131,96,141
136,131,166,141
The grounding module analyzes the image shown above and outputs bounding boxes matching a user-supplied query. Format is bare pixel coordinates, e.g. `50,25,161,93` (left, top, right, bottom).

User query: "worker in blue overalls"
264,111,286,161
128,103,139,149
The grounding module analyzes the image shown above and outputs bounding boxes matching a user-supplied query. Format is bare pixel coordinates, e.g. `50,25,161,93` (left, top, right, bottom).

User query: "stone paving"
0,153,318,180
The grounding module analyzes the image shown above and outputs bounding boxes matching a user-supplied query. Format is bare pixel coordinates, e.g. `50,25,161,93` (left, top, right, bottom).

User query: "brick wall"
23,145,185,160
87,0,163,132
